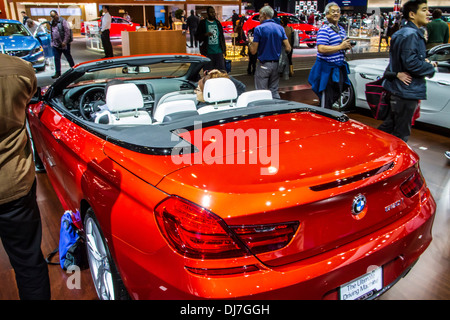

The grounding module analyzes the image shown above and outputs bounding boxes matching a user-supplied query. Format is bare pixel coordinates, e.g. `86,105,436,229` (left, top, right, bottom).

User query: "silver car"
340,44,450,129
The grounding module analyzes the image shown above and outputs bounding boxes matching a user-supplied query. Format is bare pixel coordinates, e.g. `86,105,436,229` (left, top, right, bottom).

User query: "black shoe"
51,73,61,79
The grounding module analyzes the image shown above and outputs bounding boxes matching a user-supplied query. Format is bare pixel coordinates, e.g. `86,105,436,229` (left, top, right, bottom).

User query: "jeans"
53,44,75,74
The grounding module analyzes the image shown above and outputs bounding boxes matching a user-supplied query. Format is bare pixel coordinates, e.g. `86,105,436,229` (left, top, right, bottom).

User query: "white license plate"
340,267,383,300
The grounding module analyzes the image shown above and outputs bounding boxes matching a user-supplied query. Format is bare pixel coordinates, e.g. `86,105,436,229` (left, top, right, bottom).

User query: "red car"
221,16,235,33
80,16,139,38
244,12,319,47
27,54,435,300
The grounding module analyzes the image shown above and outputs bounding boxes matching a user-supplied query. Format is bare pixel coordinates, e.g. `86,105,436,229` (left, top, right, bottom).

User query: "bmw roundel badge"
352,194,367,216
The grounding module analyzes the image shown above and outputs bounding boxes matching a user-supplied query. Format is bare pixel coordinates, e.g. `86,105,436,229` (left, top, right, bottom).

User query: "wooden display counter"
121,30,186,56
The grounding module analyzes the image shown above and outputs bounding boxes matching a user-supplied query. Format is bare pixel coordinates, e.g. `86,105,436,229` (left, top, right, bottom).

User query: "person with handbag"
378,0,436,142
236,16,248,57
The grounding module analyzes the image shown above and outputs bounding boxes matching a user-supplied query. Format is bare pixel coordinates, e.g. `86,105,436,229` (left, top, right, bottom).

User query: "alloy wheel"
85,215,116,300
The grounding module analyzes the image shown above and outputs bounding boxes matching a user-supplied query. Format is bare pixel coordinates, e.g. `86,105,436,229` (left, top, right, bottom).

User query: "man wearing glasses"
308,2,353,109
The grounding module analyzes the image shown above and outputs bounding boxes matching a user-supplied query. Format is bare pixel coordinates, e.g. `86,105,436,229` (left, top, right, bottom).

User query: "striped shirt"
316,23,347,63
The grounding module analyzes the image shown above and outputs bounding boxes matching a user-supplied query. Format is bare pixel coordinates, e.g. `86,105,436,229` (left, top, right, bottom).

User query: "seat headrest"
203,78,237,103
106,83,144,112
153,99,197,123
236,90,273,108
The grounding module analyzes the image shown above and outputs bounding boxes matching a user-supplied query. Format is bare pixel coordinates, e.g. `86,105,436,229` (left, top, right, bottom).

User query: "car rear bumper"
118,190,436,300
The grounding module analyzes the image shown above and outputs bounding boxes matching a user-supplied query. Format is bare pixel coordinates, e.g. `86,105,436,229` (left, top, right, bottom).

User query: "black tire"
84,208,130,300
306,43,316,48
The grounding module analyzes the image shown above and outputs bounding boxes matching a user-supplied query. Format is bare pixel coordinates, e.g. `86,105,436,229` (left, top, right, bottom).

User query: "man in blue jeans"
249,6,291,99
50,10,75,79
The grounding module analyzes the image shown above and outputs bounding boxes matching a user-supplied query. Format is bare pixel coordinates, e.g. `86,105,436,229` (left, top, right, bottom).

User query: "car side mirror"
29,87,42,104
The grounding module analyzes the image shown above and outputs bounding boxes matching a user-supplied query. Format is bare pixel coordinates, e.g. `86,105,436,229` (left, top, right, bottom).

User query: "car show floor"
0,36,448,300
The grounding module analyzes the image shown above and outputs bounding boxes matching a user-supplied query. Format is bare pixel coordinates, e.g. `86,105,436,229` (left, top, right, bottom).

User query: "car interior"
56,76,274,125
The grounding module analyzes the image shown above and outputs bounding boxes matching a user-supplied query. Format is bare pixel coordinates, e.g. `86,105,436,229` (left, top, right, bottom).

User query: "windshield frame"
71,61,193,86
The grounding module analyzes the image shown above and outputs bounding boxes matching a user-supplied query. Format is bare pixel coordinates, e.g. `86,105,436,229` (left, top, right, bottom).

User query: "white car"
341,44,450,129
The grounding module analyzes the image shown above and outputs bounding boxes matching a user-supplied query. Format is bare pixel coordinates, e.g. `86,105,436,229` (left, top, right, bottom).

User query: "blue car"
0,19,51,72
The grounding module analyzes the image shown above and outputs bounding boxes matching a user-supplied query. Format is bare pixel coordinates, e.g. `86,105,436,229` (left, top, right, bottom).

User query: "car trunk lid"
156,111,419,266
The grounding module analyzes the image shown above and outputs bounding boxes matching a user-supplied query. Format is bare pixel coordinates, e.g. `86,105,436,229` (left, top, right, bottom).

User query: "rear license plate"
339,267,383,300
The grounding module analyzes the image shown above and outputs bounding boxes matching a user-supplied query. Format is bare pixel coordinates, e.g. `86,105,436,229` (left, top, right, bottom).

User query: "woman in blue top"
308,2,353,109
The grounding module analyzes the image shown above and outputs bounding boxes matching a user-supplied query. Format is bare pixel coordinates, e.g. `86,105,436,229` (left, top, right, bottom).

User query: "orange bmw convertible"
27,54,435,300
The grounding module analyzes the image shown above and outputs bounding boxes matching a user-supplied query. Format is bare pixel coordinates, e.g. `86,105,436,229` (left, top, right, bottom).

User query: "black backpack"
54,17,73,43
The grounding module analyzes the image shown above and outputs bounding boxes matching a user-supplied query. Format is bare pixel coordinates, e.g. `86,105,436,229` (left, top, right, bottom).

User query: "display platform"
122,30,186,55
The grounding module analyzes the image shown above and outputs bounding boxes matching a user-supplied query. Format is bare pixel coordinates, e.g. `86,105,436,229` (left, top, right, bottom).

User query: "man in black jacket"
195,6,226,71
380,0,436,142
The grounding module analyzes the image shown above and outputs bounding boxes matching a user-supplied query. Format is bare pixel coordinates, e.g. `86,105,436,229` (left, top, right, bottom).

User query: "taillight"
154,196,248,259
155,196,300,259
400,170,425,198
230,222,299,254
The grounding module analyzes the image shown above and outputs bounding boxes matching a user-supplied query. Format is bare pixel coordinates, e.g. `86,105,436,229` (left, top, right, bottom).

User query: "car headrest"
236,90,273,108
203,78,237,103
106,83,144,112
153,99,197,123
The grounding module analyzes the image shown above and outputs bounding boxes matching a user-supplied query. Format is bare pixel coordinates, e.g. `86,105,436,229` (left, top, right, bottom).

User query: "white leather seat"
156,91,197,109
203,77,237,105
153,99,197,123
236,90,273,108
95,83,152,125
197,78,238,114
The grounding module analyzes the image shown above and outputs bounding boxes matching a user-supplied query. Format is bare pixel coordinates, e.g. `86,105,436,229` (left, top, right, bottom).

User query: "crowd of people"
196,2,448,143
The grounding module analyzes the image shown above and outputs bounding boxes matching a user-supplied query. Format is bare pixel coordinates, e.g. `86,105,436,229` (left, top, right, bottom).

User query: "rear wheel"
334,83,355,112
84,208,129,300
